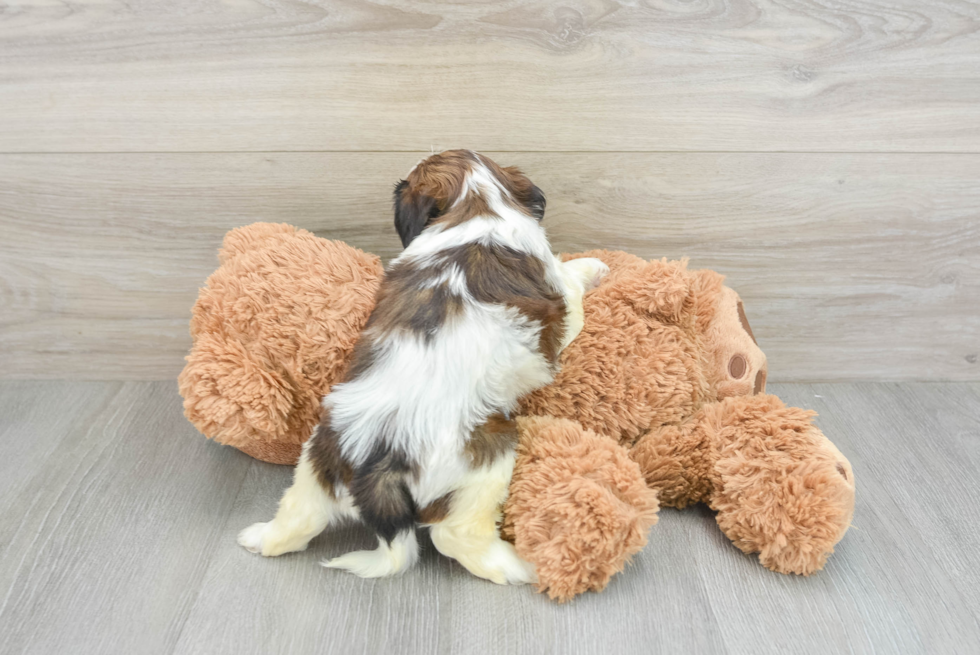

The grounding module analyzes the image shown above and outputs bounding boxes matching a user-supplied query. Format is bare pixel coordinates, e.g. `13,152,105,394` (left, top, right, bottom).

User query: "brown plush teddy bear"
179,223,855,601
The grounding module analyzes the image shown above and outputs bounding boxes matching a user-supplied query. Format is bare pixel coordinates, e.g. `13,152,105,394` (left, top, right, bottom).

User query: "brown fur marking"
418,492,454,524
365,261,465,341
349,441,419,544
441,242,566,365
466,413,520,468
438,189,494,229
403,150,475,214
345,333,376,381
395,150,545,241
307,410,354,497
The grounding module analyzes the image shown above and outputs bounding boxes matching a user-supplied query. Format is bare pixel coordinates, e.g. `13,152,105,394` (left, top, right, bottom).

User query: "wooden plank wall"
1,1,978,380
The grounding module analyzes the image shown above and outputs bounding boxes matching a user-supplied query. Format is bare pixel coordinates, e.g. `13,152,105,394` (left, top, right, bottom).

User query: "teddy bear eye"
728,354,747,379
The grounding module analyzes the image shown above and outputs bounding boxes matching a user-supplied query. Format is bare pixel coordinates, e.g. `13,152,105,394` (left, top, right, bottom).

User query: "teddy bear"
179,222,855,601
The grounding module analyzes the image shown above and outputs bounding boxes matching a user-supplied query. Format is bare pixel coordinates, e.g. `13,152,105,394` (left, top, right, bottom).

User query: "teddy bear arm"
630,423,716,509
504,416,659,601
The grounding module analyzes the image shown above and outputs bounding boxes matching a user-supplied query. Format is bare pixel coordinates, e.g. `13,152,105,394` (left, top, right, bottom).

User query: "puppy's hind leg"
238,447,352,557
429,450,537,586
322,444,420,578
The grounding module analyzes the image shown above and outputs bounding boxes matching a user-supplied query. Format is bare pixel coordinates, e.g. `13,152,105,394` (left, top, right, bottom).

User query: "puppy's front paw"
582,259,610,290
564,257,610,291
238,522,270,555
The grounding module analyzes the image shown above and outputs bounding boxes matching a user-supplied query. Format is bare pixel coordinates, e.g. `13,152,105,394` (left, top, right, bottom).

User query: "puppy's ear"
499,163,546,221
526,184,546,221
393,180,439,247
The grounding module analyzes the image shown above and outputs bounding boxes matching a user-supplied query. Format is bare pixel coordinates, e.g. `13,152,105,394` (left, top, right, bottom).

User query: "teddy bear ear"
218,222,303,264
623,258,694,322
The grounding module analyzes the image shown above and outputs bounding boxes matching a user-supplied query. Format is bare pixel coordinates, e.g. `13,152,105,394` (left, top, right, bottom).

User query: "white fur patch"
328,303,552,471
428,450,537,585
238,447,356,557
322,530,420,578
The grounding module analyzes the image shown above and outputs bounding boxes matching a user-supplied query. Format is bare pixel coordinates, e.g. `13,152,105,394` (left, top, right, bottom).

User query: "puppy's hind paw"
482,540,539,586
238,522,270,555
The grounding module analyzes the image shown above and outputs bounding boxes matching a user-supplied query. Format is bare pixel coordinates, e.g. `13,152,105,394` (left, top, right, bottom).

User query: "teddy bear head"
697,276,768,400
520,250,767,446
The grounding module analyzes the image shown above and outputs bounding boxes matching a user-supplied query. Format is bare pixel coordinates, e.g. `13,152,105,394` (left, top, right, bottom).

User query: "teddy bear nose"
753,368,767,394
836,462,848,480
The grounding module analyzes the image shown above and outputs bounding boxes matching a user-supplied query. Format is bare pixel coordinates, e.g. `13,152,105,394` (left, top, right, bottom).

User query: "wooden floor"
0,380,977,655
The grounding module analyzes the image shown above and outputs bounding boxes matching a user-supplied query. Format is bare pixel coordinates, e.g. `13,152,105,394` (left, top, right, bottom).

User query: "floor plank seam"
166,456,257,655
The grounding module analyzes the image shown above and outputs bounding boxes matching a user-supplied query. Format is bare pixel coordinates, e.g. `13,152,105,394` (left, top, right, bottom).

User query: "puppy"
239,150,608,584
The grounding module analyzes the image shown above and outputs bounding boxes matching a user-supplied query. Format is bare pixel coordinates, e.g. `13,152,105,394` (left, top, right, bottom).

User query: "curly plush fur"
631,394,855,577
502,417,660,600
179,223,855,601
179,223,382,464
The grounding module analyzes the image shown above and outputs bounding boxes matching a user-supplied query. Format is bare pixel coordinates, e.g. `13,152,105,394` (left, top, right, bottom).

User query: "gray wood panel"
0,381,253,655
2,152,977,381
0,1,978,152
0,381,122,515
171,462,453,655
2,381,979,654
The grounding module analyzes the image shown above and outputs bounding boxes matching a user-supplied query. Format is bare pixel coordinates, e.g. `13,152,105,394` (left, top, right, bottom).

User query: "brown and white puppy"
239,150,608,584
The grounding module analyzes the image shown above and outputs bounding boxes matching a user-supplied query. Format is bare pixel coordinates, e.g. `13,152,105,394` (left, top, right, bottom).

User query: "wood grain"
171,462,454,655
0,381,253,655
0,381,122,515
2,381,979,654
1,152,977,381
770,382,980,653
0,1,978,152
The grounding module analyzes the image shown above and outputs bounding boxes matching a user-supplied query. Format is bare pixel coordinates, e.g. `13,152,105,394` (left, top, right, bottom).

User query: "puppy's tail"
322,443,420,577
322,529,419,578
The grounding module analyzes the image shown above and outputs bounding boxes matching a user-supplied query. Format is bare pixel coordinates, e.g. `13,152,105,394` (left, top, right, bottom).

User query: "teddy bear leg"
557,257,609,351
238,450,354,557
428,450,538,585
709,396,856,575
